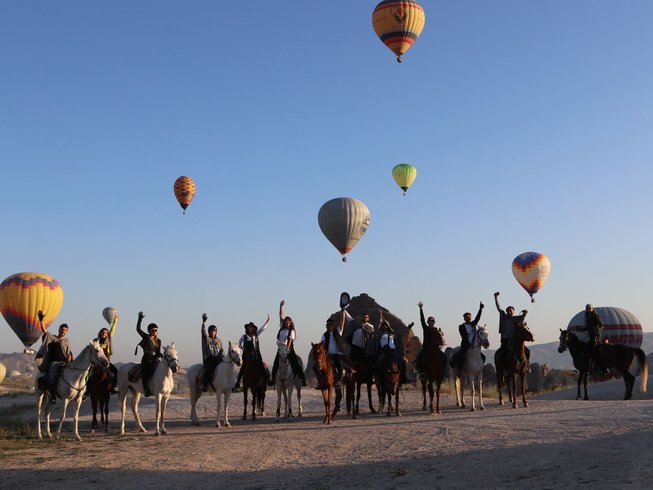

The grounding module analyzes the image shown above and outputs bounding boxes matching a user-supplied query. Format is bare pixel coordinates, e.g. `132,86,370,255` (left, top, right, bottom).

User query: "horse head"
311,342,329,369
516,322,534,343
227,341,243,366
163,344,180,374
434,327,446,347
277,340,289,358
89,340,109,368
476,325,490,349
557,328,569,353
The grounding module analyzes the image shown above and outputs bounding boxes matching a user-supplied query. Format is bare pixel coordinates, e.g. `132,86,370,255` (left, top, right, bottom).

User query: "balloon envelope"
392,163,417,194
372,0,426,62
318,198,371,261
0,362,5,385
568,307,643,349
174,176,196,212
0,272,64,348
512,252,551,302
102,307,119,325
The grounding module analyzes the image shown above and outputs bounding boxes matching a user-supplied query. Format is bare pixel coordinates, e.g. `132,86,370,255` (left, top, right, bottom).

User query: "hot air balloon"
174,176,196,214
0,362,6,385
568,307,643,349
102,307,119,325
0,272,64,350
392,163,417,195
318,198,371,262
511,252,551,302
372,0,426,63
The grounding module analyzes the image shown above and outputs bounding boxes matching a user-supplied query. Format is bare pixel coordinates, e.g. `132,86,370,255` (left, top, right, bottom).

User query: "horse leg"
511,372,518,409
132,391,147,433
367,382,376,414
287,385,294,420
215,392,222,428
623,372,635,400
296,380,303,417
160,394,169,435
332,386,341,419
103,396,110,431
321,389,329,424
72,396,84,441
91,395,98,433
469,375,476,412
421,379,427,411
395,388,400,416
497,370,504,406
275,385,282,422
251,389,257,421
428,381,435,414
478,377,485,411
154,394,163,436
242,387,248,420
224,392,232,427
55,397,70,440
435,380,442,414
119,391,128,435
36,391,44,439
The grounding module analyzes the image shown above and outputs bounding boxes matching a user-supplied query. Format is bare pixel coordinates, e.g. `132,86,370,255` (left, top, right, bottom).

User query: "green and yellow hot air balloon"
372,0,426,63
392,163,417,195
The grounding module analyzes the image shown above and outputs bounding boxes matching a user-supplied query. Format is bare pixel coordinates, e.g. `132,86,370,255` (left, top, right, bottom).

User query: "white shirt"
380,333,396,350
238,318,269,349
464,323,476,344
321,331,343,355
278,324,296,345
352,322,373,348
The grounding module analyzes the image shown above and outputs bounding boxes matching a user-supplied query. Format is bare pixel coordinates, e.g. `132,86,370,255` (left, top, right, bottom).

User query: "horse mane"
69,341,99,370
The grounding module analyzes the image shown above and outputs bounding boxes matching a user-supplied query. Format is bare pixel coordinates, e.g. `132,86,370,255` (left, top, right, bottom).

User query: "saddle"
128,365,142,382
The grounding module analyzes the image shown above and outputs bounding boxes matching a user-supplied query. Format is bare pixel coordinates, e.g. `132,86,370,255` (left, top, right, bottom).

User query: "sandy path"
2,381,652,489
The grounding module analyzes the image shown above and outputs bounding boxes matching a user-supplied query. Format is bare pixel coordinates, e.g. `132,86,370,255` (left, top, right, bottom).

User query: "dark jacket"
458,306,483,348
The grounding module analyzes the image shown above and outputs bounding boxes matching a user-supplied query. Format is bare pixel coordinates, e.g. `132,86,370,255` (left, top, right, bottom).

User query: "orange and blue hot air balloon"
0,272,64,349
372,0,426,63
174,176,196,214
512,252,551,303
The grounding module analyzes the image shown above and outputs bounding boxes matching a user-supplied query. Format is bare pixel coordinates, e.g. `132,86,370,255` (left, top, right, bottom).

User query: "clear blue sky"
1,1,652,364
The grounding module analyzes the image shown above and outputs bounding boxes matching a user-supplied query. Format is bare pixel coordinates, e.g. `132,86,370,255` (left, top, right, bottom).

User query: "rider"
348,312,374,364
450,302,484,371
416,301,444,379
36,312,73,404
233,314,270,391
320,308,347,387
136,311,162,397
200,313,224,392
494,292,529,368
271,300,306,387
94,315,119,394
377,318,410,384
583,304,608,375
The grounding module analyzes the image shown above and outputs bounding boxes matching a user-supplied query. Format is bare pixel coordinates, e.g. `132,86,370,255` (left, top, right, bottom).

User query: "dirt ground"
1,378,652,490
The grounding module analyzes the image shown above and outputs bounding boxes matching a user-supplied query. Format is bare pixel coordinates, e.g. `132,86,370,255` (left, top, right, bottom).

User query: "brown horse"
89,365,113,433
496,321,534,408
420,328,447,414
311,342,334,424
383,357,400,416
241,340,267,421
351,357,376,417
558,329,648,400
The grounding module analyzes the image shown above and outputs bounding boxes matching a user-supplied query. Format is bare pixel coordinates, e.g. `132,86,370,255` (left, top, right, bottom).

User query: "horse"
241,339,268,421
311,342,334,424
352,356,376,417
117,344,180,436
88,365,113,433
188,342,242,427
558,329,648,400
275,340,303,422
495,321,534,408
36,341,109,441
420,328,447,414
450,325,489,412
382,357,401,416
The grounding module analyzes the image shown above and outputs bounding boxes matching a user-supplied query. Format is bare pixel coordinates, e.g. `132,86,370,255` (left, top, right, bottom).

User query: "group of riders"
33,294,608,404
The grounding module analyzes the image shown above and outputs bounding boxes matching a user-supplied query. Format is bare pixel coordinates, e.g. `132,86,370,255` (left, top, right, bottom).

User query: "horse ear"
171,342,175,347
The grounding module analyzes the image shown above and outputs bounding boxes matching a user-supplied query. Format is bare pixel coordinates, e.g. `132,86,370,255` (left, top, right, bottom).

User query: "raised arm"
136,311,147,339
338,307,346,336
494,292,503,313
109,315,119,338
201,313,208,337
418,301,427,329
471,302,484,326
257,314,271,336
279,300,285,322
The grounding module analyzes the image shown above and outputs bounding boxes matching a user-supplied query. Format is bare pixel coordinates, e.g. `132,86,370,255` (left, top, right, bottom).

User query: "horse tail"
635,348,648,393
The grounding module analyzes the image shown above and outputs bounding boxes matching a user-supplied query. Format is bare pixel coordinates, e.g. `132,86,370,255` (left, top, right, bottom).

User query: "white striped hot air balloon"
568,307,643,349
318,198,371,262
102,307,119,325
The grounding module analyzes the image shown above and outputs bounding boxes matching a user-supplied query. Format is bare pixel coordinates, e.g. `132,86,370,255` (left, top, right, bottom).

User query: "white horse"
451,325,489,412
117,344,180,436
188,341,242,427
36,340,109,441
275,340,303,422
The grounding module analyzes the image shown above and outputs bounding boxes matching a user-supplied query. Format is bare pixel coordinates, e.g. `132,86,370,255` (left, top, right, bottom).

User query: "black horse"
558,329,648,400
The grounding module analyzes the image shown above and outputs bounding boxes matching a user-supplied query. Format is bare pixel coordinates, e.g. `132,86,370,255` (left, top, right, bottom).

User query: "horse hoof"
470,407,476,412
225,422,231,428
161,429,167,435
155,432,160,437
480,406,485,411
437,410,442,415
524,403,529,408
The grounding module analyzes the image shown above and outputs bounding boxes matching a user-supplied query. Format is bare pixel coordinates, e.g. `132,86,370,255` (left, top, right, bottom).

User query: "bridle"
224,346,242,366
163,347,180,373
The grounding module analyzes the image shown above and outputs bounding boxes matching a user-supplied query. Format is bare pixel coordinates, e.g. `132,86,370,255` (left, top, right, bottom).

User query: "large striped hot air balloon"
318,198,371,262
102,307,119,325
511,252,551,302
372,0,426,63
392,163,417,195
567,307,643,349
0,272,64,349
174,176,196,214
